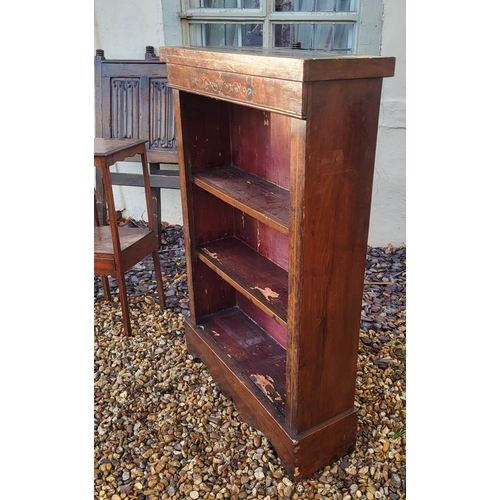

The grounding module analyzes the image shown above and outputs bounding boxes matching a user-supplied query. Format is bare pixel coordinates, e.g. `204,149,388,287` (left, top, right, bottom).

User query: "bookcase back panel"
237,292,288,349
191,185,288,270
234,212,289,271
229,105,291,190
192,185,234,245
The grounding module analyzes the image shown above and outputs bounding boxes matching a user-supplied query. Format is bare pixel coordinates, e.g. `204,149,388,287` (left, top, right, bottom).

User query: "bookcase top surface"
159,46,395,82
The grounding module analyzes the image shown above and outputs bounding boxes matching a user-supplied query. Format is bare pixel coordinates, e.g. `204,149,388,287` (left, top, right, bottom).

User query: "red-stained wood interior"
197,304,286,414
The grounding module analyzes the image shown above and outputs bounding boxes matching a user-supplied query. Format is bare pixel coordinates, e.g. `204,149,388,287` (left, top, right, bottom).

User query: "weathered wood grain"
198,306,286,413
197,237,289,328
288,78,385,433
167,46,394,479
193,166,289,235
160,46,395,82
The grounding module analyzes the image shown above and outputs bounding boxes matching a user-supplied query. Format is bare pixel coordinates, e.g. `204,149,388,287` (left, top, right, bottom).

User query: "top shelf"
193,166,290,235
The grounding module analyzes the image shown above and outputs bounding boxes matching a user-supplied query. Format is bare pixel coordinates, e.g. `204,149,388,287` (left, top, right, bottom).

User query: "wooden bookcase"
159,46,395,480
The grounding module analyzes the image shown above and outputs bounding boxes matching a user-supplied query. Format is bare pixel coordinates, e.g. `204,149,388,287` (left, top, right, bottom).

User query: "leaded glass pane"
274,0,355,12
332,23,353,50
273,23,353,52
313,24,334,49
189,0,260,8
190,23,263,47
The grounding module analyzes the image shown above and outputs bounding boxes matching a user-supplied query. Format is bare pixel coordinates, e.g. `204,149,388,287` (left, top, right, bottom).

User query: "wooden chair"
94,138,166,335
94,46,180,247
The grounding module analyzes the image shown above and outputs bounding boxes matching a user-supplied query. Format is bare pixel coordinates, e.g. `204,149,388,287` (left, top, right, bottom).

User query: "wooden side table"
94,138,166,335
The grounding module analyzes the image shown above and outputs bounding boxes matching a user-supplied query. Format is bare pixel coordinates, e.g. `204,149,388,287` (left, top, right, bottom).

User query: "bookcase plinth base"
184,317,358,480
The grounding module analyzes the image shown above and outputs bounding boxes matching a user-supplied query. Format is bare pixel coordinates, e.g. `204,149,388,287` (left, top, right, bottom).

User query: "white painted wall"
94,0,184,225
368,0,406,246
94,0,405,245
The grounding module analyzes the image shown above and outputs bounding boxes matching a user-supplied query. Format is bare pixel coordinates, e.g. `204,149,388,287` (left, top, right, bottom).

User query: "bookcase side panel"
286,117,307,429
173,89,197,322
292,78,384,433
193,260,237,320
177,90,235,322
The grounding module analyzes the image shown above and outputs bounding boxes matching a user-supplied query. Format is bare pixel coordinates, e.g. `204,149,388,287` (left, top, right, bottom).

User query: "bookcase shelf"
193,166,290,234
160,45,395,480
197,237,289,327
198,306,287,415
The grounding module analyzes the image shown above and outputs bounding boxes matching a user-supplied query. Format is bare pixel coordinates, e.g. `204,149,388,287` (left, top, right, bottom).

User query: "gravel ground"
94,223,406,500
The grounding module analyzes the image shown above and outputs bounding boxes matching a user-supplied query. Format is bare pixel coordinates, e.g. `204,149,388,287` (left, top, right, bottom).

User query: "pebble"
94,226,405,500
390,473,402,488
254,468,265,480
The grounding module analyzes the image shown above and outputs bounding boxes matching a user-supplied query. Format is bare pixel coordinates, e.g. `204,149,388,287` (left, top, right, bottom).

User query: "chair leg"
95,167,107,226
116,274,132,336
101,275,111,300
150,163,162,248
152,249,166,308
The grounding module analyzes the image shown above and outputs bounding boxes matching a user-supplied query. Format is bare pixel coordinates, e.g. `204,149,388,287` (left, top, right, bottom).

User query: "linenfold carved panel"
109,77,176,150
111,78,140,139
150,79,177,150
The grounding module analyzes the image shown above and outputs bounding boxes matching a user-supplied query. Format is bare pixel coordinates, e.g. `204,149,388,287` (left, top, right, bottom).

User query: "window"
179,0,383,54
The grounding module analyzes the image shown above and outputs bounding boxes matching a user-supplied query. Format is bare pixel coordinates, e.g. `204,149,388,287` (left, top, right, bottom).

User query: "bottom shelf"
197,307,286,414
184,312,358,480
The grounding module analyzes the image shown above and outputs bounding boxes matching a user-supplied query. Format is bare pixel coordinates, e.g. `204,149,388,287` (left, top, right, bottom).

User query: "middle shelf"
192,165,290,235
197,236,289,329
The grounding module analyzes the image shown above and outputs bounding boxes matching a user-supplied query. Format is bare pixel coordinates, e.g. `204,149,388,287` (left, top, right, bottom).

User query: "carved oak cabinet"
159,46,395,480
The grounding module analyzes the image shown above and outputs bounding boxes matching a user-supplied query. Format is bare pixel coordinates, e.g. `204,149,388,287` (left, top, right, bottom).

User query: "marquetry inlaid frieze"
165,64,305,117
193,75,253,101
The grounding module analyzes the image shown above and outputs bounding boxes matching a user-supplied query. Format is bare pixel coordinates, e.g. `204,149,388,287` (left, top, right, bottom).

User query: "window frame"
178,0,383,55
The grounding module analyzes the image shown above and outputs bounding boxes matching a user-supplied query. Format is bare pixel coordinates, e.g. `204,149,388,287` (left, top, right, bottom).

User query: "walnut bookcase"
159,46,395,480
